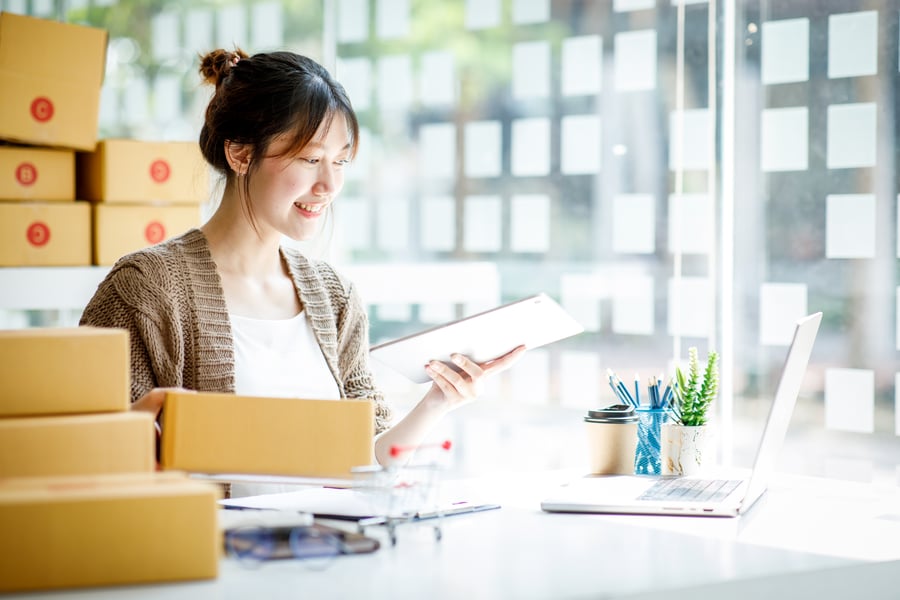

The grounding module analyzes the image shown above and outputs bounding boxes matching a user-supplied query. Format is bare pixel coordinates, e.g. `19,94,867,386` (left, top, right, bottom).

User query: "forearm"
373,386,449,466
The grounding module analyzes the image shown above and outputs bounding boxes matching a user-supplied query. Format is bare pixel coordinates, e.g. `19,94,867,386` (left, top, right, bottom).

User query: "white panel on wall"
123,77,149,126
420,51,456,106
4,0,26,14
510,194,551,253
559,351,601,410
895,373,900,435
377,55,414,110
338,0,369,43
510,349,550,405
759,283,808,345
561,273,603,332
667,277,711,338
185,9,213,55
761,18,809,85
464,121,502,178
377,0,410,39
336,57,372,111
562,35,602,97
335,196,371,250
99,84,119,129
612,274,654,335
760,107,808,172
669,109,710,171
828,10,878,79
668,194,711,255
825,368,875,433
614,30,657,91
420,195,456,252
614,0,655,12
512,0,550,24
419,123,456,180
376,303,413,321
896,287,900,350
419,302,456,325
512,41,551,99
153,75,181,123
251,2,283,50
463,195,503,252
465,0,501,30
31,0,52,16
827,103,877,169
151,12,180,61
376,197,410,250
511,118,551,176
561,114,601,175
217,5,247,48
897,196,900,258
826,194,876,259
612,194,655,254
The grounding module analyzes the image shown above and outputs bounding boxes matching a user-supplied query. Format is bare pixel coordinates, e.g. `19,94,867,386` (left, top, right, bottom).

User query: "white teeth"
296,203,324,213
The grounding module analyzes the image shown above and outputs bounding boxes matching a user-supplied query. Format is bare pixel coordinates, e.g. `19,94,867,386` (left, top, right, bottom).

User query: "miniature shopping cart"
353,440,452,546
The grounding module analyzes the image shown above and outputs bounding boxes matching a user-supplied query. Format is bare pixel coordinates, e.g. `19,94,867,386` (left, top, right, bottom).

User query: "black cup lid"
584,404,639,423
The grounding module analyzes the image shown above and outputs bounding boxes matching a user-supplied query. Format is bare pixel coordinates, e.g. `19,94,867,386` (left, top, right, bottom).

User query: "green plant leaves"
669,348,719,427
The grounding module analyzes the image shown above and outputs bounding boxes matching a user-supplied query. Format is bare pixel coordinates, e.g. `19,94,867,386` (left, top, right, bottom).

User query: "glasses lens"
288,527,342,560
226,527,275,564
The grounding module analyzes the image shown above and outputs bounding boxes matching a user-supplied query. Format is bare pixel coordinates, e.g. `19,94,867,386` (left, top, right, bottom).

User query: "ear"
224,141,252,175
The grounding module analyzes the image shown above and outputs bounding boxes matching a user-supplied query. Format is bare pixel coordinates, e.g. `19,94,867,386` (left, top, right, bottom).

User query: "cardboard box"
0,201,90,266
0,472,220,592
0,412,155,478
161,391,375,479
77,140,210,204
0,146,75,201
92,203,201,265
0,327,129,417
0,13,107,151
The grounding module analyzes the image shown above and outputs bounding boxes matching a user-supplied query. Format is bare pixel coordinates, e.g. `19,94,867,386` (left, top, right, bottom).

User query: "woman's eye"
301,157,319,165
335,159,350,166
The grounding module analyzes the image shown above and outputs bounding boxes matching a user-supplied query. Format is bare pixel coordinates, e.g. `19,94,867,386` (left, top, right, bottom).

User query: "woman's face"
247,112,351,241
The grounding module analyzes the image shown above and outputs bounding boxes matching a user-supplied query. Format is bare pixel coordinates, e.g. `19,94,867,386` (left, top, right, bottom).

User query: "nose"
312,162,340,198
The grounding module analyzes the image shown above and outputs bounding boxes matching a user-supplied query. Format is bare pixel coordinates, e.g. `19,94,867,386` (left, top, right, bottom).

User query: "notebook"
370,293,584,384
541,312,823,518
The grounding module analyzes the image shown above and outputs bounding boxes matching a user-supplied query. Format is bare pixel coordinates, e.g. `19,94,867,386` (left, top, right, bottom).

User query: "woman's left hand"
423,345,527,412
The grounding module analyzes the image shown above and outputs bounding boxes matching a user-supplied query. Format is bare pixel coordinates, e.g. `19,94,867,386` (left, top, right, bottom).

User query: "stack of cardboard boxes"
0,328,220,592
0,12,206,269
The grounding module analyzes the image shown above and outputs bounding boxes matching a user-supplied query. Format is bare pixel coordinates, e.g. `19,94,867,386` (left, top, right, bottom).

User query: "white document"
370,293,584,383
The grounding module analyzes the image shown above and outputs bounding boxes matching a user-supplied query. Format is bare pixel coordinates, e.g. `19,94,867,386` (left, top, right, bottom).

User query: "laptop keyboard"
637,478,742,503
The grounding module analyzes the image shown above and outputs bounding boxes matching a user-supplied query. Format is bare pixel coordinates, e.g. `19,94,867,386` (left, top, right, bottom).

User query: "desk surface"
8,471,900,600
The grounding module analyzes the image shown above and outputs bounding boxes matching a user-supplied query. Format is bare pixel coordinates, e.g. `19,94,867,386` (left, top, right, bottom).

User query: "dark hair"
198,49,359,225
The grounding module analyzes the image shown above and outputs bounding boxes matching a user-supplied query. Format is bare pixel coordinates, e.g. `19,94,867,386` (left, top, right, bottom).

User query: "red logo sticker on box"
26,222,51,247
150,159,171,183
15,163,38,186
30,97,54,123
145,221,166,244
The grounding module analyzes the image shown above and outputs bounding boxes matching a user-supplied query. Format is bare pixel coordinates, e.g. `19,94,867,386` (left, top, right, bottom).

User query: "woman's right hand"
131,387,195,418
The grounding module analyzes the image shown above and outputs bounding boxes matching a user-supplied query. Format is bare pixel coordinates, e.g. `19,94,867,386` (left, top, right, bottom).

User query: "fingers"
482,345,527,374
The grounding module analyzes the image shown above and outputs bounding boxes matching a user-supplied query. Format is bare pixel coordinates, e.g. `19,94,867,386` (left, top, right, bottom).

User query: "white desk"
7,470,900,599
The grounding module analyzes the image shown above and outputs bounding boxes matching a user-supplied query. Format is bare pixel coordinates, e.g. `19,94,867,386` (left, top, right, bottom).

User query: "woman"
80,49,523,493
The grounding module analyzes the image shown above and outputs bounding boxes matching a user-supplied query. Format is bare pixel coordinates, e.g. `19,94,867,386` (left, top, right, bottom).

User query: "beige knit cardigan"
80,228,392,434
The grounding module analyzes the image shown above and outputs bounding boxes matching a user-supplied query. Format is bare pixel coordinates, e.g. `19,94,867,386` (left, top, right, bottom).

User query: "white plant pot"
660,424,714,476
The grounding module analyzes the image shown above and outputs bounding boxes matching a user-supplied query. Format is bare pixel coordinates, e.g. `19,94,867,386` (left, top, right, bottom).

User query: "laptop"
541,312,822,518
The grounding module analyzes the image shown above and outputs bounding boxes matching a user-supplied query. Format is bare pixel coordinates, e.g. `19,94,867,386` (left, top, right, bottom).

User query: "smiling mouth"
295,202,326,214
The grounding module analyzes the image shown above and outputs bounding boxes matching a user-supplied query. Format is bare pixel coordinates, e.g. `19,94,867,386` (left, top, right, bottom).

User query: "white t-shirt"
229,310,341,498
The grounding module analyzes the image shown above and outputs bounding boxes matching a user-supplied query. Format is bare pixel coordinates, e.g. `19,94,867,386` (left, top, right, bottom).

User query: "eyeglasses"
225,525,343,568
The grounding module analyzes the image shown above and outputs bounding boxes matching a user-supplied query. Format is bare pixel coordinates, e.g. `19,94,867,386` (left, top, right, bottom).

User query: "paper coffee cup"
584,405,639,475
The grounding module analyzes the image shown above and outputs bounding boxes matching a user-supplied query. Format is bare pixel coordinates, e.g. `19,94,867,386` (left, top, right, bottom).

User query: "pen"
634,374,640,407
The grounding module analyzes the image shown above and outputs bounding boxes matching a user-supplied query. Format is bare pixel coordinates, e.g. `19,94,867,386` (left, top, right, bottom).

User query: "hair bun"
199,48,249,87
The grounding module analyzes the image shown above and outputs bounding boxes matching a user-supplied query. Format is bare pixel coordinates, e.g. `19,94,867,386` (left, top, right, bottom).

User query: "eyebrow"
303,142,351,152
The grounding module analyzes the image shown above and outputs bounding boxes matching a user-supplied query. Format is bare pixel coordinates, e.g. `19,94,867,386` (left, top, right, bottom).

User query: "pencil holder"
633,408,668,475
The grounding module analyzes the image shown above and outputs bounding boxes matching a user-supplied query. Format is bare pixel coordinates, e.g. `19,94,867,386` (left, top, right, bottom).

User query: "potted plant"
662,347,719,475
